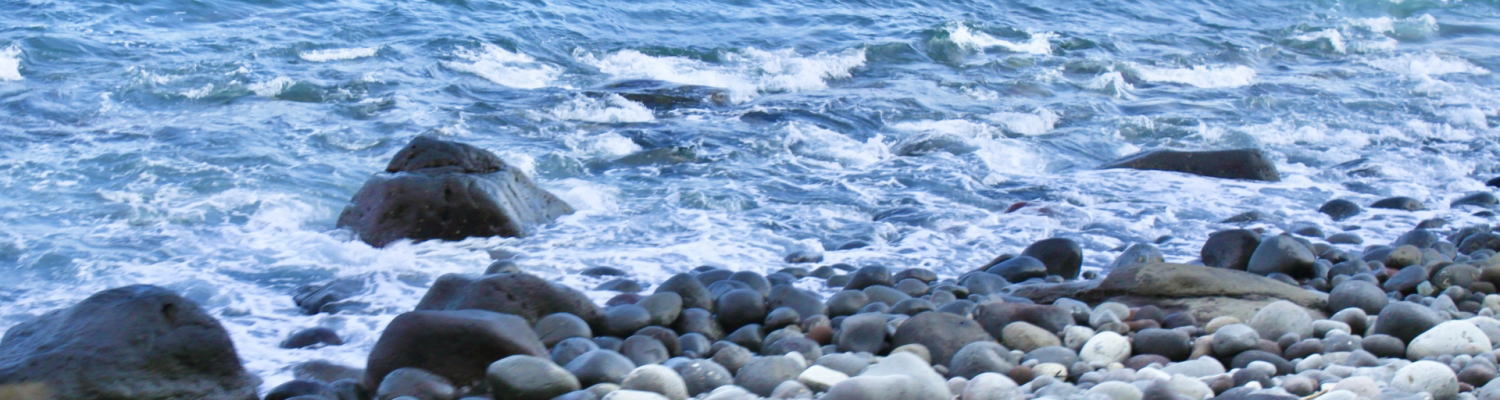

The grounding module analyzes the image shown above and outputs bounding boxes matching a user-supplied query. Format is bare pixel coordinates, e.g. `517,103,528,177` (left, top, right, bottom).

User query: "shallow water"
0,0,1496,389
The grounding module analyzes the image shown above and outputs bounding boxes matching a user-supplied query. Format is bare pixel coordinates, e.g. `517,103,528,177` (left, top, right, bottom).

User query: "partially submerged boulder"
1100,149,1281,182
416,272,603,327
1006,263,1326,323
364,309,547,389
0,285,260,400
337,136,573,247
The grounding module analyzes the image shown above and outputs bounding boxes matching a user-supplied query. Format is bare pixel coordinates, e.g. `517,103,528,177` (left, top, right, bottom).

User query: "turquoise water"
1,0,1496,387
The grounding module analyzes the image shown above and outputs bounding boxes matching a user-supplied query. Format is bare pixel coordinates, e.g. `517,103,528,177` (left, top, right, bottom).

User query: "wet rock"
598,279,645,293
949,341,1014,379
1452,192,1499,208
1327,232,1363,245
1201,229,1260,270
1373,302,1443,343
566,350,636,386
552,338,600,366
1000,322,1059,352
973,302,1073,335
1098,148,1281,182
1246,235,1316,279
1361,334,1406,358
734,356,804,397
1132,328,1191,361
657,274,714,311
1022,238,1084,280
826,290,870,317
845,266,892,290
294,277,368,315
487,355,580,400
674,308,721,340
264,380,335,400
663,358,732,397
0,285,261,400
1406,320,1492,359
291,360,363,384
621,365,689,400
337,136,573,247
983,256,1047,282
836,313,888,354
1083,263,1328,323
1248,300,1313,340
365,309,546,389
281,327,344,349
535,313,593,347
416,272,602,325
711,344,754,375
1108,243,1164,271
1371,196,1424,211
603,305,652,337
1228,350,1292,376
1328,280,1387,314
890,311,992,366
622,335,670,366
1391,360,1459,400
1318,199,1362,221
375,367,455,400
824,352,949,400
1459,232,1500,255
767,286,825,320
715,289,767,331
958,273,1009,295
1383,266,1428,294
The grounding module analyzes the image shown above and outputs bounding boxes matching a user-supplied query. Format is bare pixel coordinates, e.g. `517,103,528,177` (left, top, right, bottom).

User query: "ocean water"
0,0,1496,389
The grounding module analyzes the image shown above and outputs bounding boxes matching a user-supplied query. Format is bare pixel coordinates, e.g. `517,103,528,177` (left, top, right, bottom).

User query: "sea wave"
444,43,561,89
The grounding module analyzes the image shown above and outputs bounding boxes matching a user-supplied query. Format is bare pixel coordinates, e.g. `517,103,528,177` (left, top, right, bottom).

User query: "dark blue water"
1,0,1497,386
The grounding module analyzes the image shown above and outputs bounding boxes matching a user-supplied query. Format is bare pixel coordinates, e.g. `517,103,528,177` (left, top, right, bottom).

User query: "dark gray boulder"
337,136,573,247
415,272,601,326
0,285,260,400
1021,238,1084,280
364,309,547,389
1246,235,1317,279
1201,229,1260,270
891,311,995,367
1099,148,1280,182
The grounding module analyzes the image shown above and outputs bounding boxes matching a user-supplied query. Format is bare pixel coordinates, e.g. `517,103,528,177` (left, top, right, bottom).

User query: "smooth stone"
1161,357,1224,378
1391,360,1459,400
960,372,1021,400
1327,233,1363,245
1371,196,1425,211
824,352,949,400
984,256,1048,283
265,380,335,400
767,286,826,319
1098,148,1281,181
660,358,732,397
657,274,714,311
601,390,669,400
733,356,805,396
535,313,593,347
1087,381,1143,400
1453,192,1499,207
365,310,546,389
715,289,767,331
949,341,1015,379
1022,238,1084,280
1373,302,1444,343
1109,243,1165,271
845,266,892,290
1133,328,1191,361
826,291,870,317
1407,320,1492,359
622,335,670,366
1001,322,1060,352
621,365,689,400
1202,229,1261,270
566,350,637,386
1080,331,1130,365
281,327,345,349
416,272,602,326
674,308,722,340
836,313,888,354
603,305,652,337
959,273,1009,295
1022,346,1078,366
974,302,1073,335
1329,280,1388,315
1229,350,1293,376
796,365,848,392
1247,235,1317,279
814,353,872,377
1319,199,1362,221
892,311,994,366
487,355,580,400
1212,324,1259,357
1248,300,1314,340
638,292,684,327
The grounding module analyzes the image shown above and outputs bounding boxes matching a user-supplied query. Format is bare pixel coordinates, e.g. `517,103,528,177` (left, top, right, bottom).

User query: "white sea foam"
1129,64,1257,88
1292,29,1347,54
784,122,889,168
444,43,560,89
1086,71,1134,97
0,44,21,81
580,47,865,102
890,119,1044,179
948,24,1054,55
580,131,643,159
1367,53,1489,76
985,108,1059,136
299,46,379,62
249,76,295,97
550,94,655,123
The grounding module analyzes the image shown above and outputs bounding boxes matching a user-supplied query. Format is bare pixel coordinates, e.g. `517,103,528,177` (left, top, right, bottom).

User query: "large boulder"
1007,263,1326,323
364,309,547,389
1099,148,1280,182
891,311,995,367
337,136,573,247
0,285,260,400
416,272,602,326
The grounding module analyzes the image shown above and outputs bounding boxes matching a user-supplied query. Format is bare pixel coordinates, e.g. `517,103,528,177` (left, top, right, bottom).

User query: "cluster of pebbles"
254,191,1500,400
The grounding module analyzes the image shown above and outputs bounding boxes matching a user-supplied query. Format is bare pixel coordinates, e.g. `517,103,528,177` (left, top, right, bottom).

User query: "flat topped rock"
1100,148,1280,182
338,136,573,247
1005,263,1327,323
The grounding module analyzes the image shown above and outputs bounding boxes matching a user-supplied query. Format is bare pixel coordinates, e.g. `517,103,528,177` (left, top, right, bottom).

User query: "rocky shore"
3,138,1500,400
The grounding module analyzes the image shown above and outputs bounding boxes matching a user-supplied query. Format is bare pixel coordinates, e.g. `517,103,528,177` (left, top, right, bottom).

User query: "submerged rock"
1099,148,1281,182
337,135,573,247
0,285,261,400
